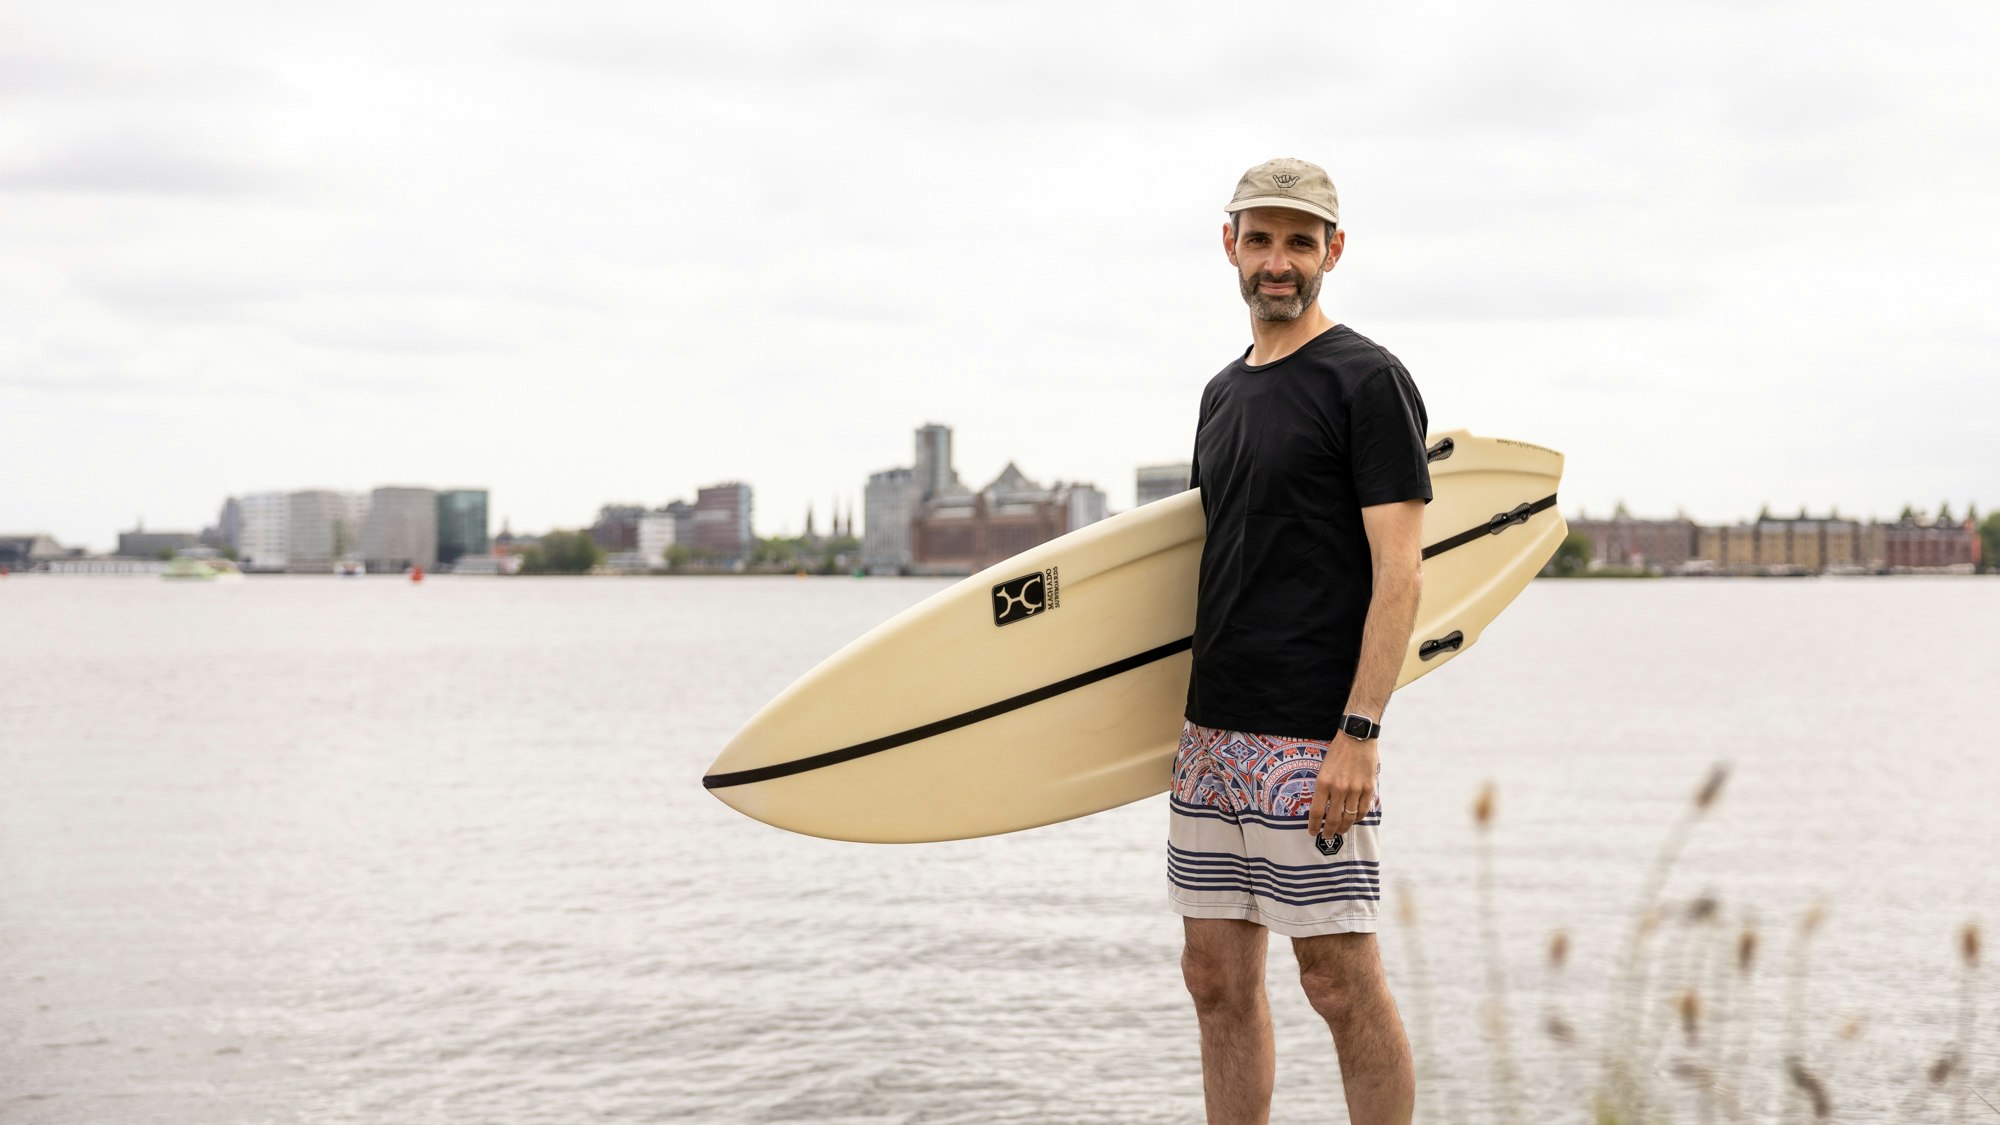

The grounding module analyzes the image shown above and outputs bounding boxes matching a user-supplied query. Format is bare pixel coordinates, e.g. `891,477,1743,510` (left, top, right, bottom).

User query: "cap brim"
1226,196,1338,225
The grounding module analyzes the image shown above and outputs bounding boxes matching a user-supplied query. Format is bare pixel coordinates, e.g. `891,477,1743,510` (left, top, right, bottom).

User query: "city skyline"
4,4,1999,551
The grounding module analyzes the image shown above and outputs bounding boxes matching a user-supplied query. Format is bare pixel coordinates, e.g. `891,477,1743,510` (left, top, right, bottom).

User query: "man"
1171,157,1430,1125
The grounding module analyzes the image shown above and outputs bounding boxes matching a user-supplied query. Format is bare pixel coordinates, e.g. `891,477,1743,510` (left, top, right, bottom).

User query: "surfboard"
703,430,1564,843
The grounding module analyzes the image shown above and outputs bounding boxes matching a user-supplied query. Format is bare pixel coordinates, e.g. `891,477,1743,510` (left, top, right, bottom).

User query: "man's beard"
1239,266,1323,322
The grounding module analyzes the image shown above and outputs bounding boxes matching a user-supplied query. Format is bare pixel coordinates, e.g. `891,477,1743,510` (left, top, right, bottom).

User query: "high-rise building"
360,487,438,572
693,483,753,561
1136,462,1193,507
863,467,917,574
436,490,490,566
914,423,958,501
238,492,290,571
287,490,370,572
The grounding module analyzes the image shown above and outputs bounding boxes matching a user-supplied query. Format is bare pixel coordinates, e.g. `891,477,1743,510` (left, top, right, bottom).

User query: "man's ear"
1222,220,1239,267
1324,228,1345,271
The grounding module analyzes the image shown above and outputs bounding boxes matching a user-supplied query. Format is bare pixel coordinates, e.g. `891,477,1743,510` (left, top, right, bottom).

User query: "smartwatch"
1338,713,1381,741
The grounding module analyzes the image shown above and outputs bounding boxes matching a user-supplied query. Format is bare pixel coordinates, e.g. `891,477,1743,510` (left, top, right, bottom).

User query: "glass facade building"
436,489,490,566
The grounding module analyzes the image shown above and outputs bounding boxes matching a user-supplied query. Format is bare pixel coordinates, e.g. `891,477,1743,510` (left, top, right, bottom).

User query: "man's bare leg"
1293,932,1415,1125
1182,917,1275,1125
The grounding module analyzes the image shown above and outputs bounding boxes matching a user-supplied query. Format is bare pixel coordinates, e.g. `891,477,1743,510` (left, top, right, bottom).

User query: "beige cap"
1226,157,1339,227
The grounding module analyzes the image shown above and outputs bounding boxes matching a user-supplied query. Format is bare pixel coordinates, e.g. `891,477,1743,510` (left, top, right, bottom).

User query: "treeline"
511,531,863,575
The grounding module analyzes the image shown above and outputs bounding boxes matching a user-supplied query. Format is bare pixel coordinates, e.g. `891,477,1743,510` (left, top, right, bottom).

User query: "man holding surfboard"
1171,157,1428,1125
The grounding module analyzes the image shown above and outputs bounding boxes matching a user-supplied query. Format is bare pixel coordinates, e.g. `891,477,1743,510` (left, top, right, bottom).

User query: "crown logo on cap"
1273,173,1300,189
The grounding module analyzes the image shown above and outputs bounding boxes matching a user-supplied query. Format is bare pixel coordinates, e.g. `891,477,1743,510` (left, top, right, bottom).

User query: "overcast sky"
5,1,1998,550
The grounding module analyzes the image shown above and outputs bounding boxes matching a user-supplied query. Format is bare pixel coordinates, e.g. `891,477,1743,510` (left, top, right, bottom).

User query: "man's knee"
1294,934,1382,1025
1181,944,1262,1015
1297,960,1362,1023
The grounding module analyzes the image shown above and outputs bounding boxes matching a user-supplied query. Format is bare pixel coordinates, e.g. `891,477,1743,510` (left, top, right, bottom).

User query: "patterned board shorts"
1168,720,1383,937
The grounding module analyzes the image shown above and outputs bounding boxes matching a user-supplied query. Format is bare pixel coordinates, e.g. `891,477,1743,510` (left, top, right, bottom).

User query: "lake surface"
2,575,1995,1123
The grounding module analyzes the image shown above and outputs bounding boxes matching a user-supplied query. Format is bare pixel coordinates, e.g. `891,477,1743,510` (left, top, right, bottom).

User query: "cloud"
0,134,296,198
77,271,303,319
0,50,289,104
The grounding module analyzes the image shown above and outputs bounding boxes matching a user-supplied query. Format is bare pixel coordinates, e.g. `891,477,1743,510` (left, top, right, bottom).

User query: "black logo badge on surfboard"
992,567,1060,626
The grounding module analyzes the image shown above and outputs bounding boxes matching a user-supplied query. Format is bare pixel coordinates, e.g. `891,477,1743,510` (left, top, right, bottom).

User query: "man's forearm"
1343,561,1422,721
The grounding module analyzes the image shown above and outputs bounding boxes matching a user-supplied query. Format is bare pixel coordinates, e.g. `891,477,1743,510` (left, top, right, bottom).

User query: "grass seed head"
1395,885,1418,927
1548,929,1570,969
1801,901,1826,938
1838,1015,1864,1042
1694,763,1729,811
1678,989,1702,1044
1687,895,1719,924
1738,927,1760,974
1544,1014,1576,1045
1928,1050,1958,1086
1962,922,1981,969
1473,782,1496,829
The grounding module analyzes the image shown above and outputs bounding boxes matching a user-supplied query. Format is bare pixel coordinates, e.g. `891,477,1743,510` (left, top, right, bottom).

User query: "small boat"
335,561,366,577
162,556,245,582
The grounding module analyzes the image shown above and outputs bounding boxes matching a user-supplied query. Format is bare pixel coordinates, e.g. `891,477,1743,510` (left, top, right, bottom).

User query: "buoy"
411,566,425,583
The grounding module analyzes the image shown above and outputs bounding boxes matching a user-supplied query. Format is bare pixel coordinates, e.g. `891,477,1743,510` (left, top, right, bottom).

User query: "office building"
1136,462,1193,507
436,490,490,566
863,467,918,574
287,490,370,572
360,486,439,573
693,483,754,561
638,504,689,566
237,492,290,571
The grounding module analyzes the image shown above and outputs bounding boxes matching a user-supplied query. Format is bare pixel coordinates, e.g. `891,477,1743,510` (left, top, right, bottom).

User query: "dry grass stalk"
1787,1055,1832,1120
1599,763,1732,1118
1472,782,1522,1123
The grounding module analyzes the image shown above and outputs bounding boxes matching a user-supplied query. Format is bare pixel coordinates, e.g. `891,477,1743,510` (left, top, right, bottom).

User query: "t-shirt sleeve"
1347,365,1433,506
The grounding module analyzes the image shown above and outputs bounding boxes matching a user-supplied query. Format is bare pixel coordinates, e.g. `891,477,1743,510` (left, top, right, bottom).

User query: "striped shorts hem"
1167,721,1383,938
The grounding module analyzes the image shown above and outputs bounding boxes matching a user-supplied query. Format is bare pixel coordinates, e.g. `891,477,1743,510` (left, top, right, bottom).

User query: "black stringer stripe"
705,493,1559,789
1421,494,1559,560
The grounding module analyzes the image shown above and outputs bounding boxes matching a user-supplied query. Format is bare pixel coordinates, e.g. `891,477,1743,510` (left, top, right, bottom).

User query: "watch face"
1344,715,1369,739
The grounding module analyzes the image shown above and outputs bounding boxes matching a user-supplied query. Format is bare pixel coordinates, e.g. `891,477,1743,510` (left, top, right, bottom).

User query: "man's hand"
1307,733,1379,839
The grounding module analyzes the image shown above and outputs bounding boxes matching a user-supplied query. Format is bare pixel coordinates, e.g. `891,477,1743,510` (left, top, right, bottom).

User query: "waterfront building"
1136,462,1193,507
1568,506,1700,573
237,492,290,572
436,490,490,566
591,504,646,552
285,490,370,572
863,467,917,574
638,505,684,566
116,527,200,560
914,423,957,503
693,483,754,561
1882,515,1979,572
912,462,1107,575
359,486,438,573
0,533,69,570
863,421,1108,576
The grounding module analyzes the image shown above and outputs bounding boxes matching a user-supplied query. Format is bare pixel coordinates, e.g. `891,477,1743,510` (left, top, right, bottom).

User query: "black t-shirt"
1184,324,1432,739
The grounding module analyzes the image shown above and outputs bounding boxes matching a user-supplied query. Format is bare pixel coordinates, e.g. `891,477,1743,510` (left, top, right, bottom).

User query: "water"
2,575,1995,1123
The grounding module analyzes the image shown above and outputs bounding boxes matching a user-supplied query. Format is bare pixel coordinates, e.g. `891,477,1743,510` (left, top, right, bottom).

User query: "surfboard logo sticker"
992,567,1059,626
